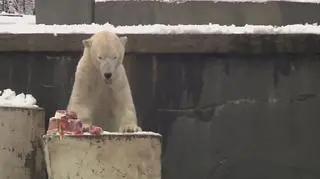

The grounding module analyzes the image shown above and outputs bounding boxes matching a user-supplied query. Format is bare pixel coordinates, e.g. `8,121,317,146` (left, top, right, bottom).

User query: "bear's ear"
120,36,128,46
82,38,92,48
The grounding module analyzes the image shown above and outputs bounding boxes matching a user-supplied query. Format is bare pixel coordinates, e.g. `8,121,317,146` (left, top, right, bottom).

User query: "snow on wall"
1,23,320,34
0,14,35,24
95,0,320,4
0,89,38,108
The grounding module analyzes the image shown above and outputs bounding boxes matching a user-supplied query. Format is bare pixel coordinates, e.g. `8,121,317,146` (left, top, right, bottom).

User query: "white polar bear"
67,31,141,133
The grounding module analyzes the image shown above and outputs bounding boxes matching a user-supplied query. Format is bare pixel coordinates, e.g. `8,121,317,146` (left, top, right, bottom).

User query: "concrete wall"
94,1,320,26
35,0,93,25
36,0,320,25
0,33,320,179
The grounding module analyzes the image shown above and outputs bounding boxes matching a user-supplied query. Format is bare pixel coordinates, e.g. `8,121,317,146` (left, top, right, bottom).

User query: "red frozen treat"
68,119,83,132
47,110,105,136
74,128,84,135
47,117,59,130
89,126,103,135
66,111,78,119
55,110,67,118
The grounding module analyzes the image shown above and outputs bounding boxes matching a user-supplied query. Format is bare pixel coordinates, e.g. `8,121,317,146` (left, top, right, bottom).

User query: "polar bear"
67,31,141,133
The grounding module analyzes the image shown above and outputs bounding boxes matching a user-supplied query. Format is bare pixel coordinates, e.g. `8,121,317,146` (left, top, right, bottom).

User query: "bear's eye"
112,57,117,60
98,56,103,61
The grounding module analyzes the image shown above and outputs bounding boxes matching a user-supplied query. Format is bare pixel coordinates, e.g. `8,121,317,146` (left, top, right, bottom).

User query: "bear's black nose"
104,73,112,79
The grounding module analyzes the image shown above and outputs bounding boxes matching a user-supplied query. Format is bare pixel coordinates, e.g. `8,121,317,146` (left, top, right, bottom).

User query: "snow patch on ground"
96,0,320,3
0,89,38,108
1,23,320,34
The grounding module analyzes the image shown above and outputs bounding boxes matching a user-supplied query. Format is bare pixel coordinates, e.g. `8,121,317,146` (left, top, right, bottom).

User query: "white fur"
67,31,141,133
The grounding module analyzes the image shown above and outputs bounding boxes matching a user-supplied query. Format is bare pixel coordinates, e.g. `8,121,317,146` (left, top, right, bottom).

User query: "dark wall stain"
152,54,206,110
273,56,293,87
24,140,47,179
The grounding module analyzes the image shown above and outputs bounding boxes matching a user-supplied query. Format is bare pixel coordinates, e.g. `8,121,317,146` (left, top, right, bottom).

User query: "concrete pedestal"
43,133,162,179
0,106,46,179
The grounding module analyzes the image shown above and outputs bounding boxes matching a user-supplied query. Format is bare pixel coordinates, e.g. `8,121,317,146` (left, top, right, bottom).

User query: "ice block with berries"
46,110,103,136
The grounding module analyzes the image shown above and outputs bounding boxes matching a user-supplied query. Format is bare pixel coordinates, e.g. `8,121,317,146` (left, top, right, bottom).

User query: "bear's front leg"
67,69,96,126
119,110,142,133
112,72,142,133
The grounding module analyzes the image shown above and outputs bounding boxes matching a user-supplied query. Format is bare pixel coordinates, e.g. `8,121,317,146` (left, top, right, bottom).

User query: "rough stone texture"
0,34,320,179
43,134,162,179
1,34,320,54
94,1,320,26
35,0,93,25
0,107,46,179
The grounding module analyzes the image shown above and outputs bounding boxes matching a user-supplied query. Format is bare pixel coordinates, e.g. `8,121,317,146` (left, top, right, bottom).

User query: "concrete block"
0,107,46,179
35,0,94,25
43,133,162,179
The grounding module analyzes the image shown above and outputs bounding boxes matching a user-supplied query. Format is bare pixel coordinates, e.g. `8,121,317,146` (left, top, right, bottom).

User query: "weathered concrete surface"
43,133,162,179
0,34,320,179
1,34,320,54
34,0,320,25
35,0,93,25
0,106,46,179
95,1,320,26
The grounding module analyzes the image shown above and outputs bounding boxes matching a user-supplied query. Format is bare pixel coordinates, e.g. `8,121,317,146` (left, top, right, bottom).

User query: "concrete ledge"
0,34,320,54
43,133,162,179
0,106,46,179
95,1,320,25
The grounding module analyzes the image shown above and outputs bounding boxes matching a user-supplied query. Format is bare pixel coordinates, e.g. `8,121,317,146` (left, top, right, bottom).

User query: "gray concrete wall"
0,33,320,179
94,1,320,25
35,0,93,25
35,0,320,25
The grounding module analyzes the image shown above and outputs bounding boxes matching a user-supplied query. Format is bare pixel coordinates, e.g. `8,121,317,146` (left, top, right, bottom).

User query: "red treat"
47,110,105,136
55,110,67,118
67,111,78,119
68,119,83,131
59,118,68,131
48,118,59,130
89,126,103,135
74,128,84,135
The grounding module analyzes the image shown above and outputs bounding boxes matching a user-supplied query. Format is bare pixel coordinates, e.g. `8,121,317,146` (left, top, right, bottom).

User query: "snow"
96,0,320,3
1,23,320,34
0,14,35,24
0,89,38,108
101,131,162,136
51,131,162,137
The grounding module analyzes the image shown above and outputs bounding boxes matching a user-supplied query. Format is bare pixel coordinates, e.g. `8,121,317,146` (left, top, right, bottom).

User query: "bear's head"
82,31,127,84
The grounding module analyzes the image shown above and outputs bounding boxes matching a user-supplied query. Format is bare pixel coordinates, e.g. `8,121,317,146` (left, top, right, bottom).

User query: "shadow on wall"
128,54,320,179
